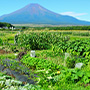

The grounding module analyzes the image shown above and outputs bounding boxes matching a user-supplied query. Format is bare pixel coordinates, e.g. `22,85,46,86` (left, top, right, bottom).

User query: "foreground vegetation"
0,28,90,89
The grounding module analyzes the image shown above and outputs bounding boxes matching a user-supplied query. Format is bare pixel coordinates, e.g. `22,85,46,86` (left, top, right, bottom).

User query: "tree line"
29,26,90,30
0,22,13,28
48,26,90,30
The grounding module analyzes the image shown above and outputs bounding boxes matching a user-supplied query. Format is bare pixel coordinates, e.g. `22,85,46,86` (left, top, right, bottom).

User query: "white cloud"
60,12,87,17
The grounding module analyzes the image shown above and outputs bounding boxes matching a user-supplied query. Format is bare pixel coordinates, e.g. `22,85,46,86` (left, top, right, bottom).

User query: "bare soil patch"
0,49,10,54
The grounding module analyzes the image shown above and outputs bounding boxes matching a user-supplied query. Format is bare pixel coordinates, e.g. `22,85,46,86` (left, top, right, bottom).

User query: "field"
1,28,90,90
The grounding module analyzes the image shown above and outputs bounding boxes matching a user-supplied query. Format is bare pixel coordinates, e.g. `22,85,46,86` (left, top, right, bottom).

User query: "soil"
0,49,10,54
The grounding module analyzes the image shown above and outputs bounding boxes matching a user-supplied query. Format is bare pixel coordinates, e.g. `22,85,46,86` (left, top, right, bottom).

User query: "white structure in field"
75,63,83,69
30,50,35,57
12,27,14,30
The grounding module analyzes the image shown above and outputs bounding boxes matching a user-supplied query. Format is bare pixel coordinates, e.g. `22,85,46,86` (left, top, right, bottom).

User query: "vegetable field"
0,29,90,90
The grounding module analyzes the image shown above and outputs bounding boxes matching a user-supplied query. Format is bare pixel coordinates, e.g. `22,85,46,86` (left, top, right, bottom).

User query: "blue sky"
0,0,90,21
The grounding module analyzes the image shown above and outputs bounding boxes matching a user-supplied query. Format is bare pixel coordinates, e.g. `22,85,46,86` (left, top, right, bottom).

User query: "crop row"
53,39,90,58
21,54,60,70
16,32,69,50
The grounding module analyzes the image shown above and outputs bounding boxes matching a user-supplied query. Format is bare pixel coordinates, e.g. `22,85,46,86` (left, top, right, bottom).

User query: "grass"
0,53,17,59
34,50,65,65
0,31,17,46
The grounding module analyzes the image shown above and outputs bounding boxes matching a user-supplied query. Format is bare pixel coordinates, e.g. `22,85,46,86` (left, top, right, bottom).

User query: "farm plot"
0,31,90,89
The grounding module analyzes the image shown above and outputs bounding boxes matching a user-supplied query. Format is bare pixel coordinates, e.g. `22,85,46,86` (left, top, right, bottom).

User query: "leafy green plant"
52,68,90,84
53,39,90,59
21,55,60,70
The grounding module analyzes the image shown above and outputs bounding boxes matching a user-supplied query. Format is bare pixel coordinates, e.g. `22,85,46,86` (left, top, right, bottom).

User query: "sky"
0,0,90,21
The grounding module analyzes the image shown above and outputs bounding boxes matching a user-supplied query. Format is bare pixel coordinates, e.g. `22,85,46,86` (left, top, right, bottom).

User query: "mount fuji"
0,3,90,25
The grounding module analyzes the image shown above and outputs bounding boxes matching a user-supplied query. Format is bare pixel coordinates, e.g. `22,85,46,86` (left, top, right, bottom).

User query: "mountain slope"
0,3,90,25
